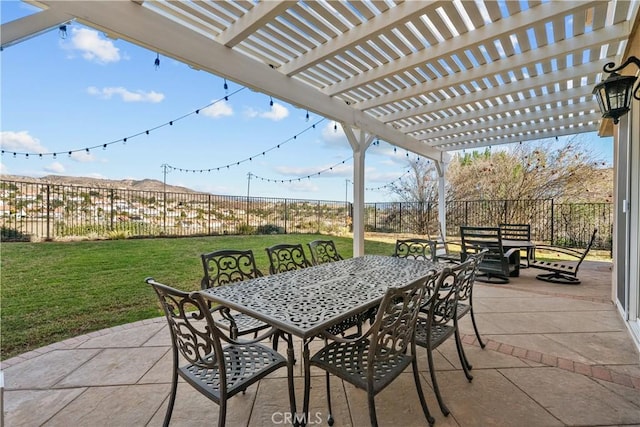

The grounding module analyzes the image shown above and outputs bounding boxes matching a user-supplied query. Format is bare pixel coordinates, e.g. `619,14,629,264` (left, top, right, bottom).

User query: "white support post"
343,125,375,257
435,160,447,239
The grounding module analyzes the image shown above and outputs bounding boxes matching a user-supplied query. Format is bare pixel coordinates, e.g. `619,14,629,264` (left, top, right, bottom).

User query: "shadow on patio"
2,260,639,426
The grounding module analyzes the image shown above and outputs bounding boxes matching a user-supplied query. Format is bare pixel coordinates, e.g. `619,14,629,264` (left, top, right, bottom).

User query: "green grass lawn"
0,234,395,360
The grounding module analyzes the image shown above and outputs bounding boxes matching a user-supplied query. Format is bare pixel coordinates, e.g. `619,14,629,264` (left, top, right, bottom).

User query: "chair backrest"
578,228,598,264
393,238,436,261
456,249,487,304
428,259,474,327
460,226,505,260
499,223,531,241
307,239,344,265
145,278,225,372
200,249,263,290
265,243,312,274
367,270,438,366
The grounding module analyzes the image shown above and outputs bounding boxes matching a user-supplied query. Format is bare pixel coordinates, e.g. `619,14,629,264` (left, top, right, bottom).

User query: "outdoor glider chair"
499,223,534,267
308,270,440,427
530,229,598,285
393,238,436,261
145,278,295,427
200,249,272,341
415,260,475,416
265,243,312,274
454,249,488,349
433,223,462,264
307,239,344,265
460,226,520,284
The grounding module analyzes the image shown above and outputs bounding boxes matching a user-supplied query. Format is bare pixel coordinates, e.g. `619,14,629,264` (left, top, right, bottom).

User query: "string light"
58,25,67,39
154,53,160,70
306,110,310,122
1,87,247,159
270,97,274,107
366,169,412,191
166,118,326,173
252,156,353,183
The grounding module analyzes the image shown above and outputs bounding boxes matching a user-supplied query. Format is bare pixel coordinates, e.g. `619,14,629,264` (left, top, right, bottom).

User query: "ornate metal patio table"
200,255,441,426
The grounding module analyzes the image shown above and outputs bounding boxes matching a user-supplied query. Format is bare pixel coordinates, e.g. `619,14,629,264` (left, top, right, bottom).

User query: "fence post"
208,194,212,235
504,200,508,223
550,199,555,245
46,184,51,241
464,201,468,225
399,203,403,233
110,189,115,231
374,203,377,230
317,201,321,233
284,199,288,234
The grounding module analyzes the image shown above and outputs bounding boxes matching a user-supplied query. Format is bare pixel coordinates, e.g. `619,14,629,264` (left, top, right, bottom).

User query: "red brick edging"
460,333,640,390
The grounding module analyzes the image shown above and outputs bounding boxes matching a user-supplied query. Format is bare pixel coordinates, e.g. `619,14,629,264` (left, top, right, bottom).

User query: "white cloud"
70,151,97,163
202,101,233,118
0,131,47,153
320,121,348,148
244,102,289,121
87,86,164,103
274,162,352,178
66,28,121,64
43,162,65,174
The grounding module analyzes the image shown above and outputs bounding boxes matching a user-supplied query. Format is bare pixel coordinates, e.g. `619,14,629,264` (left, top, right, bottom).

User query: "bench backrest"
499,223,531,241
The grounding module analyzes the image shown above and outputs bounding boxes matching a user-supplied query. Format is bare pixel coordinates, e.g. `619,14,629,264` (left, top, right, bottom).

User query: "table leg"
285,332,297,426
301,339,312,427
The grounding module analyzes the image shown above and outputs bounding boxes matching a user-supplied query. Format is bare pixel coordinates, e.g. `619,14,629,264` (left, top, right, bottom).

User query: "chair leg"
218,399,226,427
469,306,486,348
454,330,473,382
411,356,435,426
325,372,334,426
367,392,378,427
454,328,472,371
302,341,312,427
286,337,297,426
163,370,179,427
427,345,450,416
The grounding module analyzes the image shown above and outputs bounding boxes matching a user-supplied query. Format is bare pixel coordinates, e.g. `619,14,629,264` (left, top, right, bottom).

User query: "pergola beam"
0,7,72,49
26,0,444,162
217,1,296,48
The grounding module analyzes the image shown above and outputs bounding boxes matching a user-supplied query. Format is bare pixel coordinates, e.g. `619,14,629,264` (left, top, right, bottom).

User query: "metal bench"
530,229,598,285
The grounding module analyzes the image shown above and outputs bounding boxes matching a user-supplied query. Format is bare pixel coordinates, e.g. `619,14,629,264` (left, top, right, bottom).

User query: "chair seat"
414,317,456,349
456,303,471,318
215,312,270,335
310,339,413,394
179,343,287,403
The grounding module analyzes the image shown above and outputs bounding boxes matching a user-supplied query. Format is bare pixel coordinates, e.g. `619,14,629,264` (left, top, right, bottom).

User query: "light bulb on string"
270,97,274,107
154,53,160,70
305,111,310,122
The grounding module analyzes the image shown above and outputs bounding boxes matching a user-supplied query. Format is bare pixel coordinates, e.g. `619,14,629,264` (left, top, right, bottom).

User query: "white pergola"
2,0,638,255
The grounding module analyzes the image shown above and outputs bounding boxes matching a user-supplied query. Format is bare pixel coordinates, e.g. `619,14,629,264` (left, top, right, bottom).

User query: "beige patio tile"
3,349,101,389
3,388,86,427
142,323,172,347
499,367,640,425
436,339,529,370
472,295,611,313
45,384,168,427
593,377,640,407
345,372,445,427
435,369,564,427
137,347,172,384
77,322,165,348
55,347,165,387
543,331,640,365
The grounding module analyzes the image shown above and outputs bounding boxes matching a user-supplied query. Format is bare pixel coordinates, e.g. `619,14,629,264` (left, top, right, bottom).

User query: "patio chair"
265,243,312,274
414,260,475,416
460,226,520,284
455,249,488,351
433,222,462,264
145,278,295,427
393,238,436,261
499,223,534,267
200,249,272,342
307,239,344,265
530,229,598,285
308,270,439,427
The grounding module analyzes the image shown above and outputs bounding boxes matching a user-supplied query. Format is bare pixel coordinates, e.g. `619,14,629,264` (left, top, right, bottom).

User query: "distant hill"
0,174,201,194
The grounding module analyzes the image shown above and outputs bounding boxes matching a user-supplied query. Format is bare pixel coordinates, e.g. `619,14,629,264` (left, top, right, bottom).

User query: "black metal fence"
365,199,612,250
1,180,612,250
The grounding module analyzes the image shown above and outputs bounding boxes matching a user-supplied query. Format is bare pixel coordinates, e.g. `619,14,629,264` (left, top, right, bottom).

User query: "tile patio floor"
2,260,639,426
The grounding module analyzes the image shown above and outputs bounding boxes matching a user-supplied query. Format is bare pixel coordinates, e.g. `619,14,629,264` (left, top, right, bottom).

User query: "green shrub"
256,224,285,234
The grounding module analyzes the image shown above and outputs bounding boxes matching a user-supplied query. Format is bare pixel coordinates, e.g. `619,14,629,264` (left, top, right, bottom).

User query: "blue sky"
0,1,613,202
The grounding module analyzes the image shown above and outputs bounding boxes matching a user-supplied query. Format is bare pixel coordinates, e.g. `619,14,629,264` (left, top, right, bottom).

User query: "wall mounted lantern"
592,56,640,124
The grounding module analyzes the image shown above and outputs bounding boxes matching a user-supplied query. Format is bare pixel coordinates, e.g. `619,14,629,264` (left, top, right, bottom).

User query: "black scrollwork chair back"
200,249,270,341
265,243,312,274
307,239,344,265
145,278,294,427
415,260,475,417
455,249,488,349
394,238,436,261
308,270,440,427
